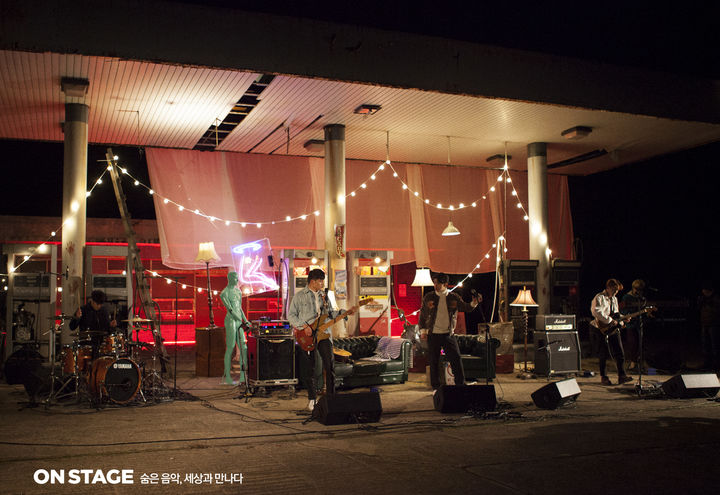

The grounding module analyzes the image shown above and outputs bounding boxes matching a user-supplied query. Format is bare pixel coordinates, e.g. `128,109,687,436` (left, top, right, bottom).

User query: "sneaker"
617,375,634,385
307,399,316,412
601,376,612,386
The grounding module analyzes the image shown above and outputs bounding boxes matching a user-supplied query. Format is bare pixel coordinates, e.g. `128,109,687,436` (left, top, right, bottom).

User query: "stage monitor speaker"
3,348,43,385
661,373,720,399
531,377,581,409
247,336,295,381
314,392,382,425
534,330,581,376
433,385,497,413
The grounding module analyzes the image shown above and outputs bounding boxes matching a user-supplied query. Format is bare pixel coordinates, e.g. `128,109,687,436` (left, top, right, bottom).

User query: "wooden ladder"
105,148,170,371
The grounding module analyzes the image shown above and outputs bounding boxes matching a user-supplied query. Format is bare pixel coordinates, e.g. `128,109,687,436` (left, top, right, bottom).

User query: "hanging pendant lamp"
441,136,461,237
441,221,461,236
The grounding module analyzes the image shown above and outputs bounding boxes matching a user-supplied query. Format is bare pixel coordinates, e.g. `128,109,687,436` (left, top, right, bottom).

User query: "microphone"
267,255,275,267
65,265,69,279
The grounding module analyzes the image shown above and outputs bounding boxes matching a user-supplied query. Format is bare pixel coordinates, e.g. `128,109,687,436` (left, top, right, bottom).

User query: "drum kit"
45,315,166,407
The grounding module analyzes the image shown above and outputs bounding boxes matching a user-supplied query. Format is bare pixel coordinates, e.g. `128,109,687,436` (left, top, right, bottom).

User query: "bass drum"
90,357,141,404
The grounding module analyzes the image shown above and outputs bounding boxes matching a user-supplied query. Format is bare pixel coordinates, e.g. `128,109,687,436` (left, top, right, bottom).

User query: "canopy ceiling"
1,49,719,176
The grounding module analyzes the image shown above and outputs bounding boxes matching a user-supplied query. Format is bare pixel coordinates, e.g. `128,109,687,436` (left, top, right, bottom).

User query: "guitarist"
287,269,356,412
591,278,633,386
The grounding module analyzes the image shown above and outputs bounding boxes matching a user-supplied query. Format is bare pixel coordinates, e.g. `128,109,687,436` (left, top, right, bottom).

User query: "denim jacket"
287,287,339,339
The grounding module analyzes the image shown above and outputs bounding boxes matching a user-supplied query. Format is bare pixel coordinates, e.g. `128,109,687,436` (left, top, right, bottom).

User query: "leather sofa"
333,336,412,388
438,335,501,382
297,336,411,390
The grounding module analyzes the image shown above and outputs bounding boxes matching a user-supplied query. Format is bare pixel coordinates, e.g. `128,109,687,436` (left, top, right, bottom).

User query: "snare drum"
90,356,141,404
60,345,93,374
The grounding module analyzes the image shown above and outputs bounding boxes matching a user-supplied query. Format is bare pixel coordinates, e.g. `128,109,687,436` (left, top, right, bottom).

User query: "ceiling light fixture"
561,125,592,140
354,104,382,115
303,139,325,152
442,136,461,237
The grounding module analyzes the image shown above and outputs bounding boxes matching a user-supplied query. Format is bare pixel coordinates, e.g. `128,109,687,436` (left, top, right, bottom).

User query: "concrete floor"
1,347,719,494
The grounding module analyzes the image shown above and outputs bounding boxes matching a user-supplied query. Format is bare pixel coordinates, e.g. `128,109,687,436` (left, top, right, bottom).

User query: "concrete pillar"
323,124,348,334
61,103,89,345
527,142,550,314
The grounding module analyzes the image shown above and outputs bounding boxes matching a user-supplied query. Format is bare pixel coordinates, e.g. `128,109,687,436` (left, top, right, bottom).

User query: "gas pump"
349,250,393,336
3,243,58,361
84,245,132,334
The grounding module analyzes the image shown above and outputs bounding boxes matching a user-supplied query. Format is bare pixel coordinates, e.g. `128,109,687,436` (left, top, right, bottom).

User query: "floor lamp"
196,241,221,328
510,286,538,379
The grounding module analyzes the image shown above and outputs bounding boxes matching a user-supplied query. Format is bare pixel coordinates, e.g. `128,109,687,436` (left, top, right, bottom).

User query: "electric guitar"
595,306,656,336
294,298,374,352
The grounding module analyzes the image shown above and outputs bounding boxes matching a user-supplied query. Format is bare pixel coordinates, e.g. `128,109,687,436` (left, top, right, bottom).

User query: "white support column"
61,102,89,345
324,124,349,334
527,142,550,314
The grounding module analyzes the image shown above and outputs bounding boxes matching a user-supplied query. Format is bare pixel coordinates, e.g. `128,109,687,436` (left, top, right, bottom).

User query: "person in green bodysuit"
220,271,250,385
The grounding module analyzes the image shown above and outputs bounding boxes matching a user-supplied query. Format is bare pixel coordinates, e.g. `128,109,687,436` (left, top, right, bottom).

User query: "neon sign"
230,238,279,295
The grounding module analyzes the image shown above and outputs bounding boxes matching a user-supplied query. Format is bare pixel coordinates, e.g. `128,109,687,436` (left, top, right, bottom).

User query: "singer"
287,269,355,412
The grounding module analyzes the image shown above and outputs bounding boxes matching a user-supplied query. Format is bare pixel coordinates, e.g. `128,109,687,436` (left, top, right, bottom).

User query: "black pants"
595,328,627,378
300,338,335,400
428,333,465,389
623,324,641,363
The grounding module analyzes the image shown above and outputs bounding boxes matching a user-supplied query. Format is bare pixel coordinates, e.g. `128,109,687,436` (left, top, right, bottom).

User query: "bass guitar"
595,306,656,336
294,298,374,352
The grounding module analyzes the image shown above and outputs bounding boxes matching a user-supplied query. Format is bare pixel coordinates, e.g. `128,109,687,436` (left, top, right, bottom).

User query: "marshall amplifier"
535,314,576,332
534,329,581,376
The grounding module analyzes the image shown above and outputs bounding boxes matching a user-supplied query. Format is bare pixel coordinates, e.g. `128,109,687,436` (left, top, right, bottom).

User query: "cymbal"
121,318,153,323
48,314,74,320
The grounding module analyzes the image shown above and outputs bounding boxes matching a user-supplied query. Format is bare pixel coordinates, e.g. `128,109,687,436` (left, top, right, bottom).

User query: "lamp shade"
195,241,221,263
411,268,434,287
510,286,538,307
441,221,461,236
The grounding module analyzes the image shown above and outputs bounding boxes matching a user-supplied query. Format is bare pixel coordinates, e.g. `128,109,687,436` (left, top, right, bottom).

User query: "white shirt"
432,289,450,334
591,291,618,328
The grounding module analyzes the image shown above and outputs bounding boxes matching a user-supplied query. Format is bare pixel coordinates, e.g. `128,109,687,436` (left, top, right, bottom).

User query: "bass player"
288,269,356,412
590,278,633,386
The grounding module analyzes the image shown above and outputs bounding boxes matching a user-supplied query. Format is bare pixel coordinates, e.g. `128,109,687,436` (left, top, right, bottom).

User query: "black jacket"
418,291,475,335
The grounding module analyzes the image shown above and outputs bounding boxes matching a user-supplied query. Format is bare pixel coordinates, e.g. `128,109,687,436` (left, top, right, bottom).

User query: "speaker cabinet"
247,335,295,381
662,373,720,399
534,330,581,376
195,326,225,377
531,377,582,409
314,392,382,425
433,385,497,413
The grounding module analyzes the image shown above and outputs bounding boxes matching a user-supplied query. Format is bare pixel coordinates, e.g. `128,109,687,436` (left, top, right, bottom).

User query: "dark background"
2,1,719,322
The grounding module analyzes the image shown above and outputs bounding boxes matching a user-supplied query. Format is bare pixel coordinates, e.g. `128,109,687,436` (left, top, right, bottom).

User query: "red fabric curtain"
146,148,574,272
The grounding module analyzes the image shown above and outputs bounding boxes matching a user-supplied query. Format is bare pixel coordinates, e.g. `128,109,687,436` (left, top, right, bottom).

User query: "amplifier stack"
247,320,297,388
534,314,581,376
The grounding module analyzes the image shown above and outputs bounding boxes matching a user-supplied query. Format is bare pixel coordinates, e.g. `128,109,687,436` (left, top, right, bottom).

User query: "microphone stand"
473,290,492,385
634,296,651,396
168,275,186,398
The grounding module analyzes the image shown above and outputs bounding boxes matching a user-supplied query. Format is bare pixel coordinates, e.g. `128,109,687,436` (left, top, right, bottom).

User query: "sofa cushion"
383,359,406,372
334,362,354,378
352,359,385,376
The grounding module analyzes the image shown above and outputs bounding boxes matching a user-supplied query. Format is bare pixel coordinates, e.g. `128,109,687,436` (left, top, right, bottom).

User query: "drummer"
69,289,117,359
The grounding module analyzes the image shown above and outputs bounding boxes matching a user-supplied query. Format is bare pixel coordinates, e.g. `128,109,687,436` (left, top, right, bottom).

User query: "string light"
4,167,108,274
118,160,386,228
